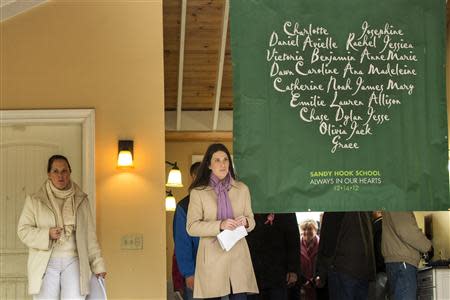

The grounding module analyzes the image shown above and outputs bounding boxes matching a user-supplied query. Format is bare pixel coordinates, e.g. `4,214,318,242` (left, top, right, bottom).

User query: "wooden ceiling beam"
176,0,188,130
212,0,230,131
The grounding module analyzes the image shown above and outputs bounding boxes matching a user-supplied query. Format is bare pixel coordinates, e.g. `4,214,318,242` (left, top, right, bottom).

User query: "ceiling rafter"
176,0,188,130
212,0,229,131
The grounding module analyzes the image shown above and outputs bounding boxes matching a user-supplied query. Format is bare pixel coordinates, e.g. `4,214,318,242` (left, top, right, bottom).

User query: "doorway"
0,109,95,299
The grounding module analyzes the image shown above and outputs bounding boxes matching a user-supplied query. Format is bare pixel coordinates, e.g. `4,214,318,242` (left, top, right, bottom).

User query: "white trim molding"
0,0,47,22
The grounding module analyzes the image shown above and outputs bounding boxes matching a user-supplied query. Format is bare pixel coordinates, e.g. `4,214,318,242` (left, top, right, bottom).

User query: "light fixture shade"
118,150,133,167
117,140,134,168
166,167,183,187
165,191,176,211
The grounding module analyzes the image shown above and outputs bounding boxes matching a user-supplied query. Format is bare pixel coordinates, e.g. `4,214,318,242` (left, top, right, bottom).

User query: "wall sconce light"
117,140,134,168
165,161,183,187
165,190,176,211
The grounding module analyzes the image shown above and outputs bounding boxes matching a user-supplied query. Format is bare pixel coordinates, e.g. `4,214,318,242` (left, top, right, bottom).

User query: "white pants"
34,257,85,300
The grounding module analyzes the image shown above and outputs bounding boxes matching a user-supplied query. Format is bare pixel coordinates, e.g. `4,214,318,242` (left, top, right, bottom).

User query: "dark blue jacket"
173,195,200,278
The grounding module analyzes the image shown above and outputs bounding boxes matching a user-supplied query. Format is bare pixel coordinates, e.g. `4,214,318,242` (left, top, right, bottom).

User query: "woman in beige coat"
187,143,258,299
17,155,106,299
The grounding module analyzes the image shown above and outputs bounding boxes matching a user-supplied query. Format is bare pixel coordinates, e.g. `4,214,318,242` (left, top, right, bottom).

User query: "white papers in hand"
98,277,107,299
86,276,107,300
217,225,248,252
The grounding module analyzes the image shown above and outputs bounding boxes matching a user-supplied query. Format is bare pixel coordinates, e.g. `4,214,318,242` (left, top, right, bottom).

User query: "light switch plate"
121,233,143,250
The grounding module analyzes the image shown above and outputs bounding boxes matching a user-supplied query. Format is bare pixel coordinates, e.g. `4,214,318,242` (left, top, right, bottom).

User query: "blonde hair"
300,219,318,232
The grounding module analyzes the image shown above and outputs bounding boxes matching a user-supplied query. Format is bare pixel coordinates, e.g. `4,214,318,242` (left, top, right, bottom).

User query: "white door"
0,109,95,300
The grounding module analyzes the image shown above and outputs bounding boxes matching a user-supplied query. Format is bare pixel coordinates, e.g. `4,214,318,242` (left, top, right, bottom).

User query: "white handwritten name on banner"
267,21,417,153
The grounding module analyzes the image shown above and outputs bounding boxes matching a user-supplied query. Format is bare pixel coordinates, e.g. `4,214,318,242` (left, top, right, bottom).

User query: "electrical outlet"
133,234,143,249
121,234,143,250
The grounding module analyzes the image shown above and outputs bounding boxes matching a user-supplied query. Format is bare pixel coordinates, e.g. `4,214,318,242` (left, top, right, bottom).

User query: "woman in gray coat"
187,143,258,299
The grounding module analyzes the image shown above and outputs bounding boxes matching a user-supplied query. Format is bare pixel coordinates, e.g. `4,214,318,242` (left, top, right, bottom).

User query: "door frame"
0,109,96,213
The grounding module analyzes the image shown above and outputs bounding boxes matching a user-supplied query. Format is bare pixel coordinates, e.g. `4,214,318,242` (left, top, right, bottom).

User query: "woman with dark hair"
18,154,106,299
187,143,258,299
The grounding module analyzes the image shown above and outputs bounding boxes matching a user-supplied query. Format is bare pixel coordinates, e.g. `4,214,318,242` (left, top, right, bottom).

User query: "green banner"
231,0,449,212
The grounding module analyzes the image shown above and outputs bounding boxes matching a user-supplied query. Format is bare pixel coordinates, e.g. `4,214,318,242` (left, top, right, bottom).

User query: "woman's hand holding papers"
220,219,239,230
235,216,248,228
220,216,248,230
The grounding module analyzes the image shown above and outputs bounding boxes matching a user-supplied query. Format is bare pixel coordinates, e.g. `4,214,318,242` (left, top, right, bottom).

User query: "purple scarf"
209,173,234,220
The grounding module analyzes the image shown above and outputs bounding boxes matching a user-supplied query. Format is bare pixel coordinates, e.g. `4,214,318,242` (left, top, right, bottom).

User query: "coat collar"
202,177,240,191
33,181,87,211
373,216,382,225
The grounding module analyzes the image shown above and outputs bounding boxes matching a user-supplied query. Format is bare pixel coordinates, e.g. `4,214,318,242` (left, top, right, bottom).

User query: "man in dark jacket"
246,213,301,300
173,162,201,300
315,212,376,300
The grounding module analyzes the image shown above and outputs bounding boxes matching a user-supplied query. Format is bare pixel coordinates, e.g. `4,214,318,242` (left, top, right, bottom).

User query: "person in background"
300,219,320,300
368,211,388,300
173,162,201,300
172,255,186,298
382,211,432,300
187,143,258,299
317,213,324,236
314,212,375,300
17,154,106,300
246,213,300,300
313,213,329,300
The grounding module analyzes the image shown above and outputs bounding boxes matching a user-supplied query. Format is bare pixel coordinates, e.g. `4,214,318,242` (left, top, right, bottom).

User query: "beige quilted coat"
17,183,106,295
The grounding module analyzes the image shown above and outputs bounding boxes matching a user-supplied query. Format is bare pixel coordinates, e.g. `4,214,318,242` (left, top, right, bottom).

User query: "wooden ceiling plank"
212,0,230,131
176,0,188,131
